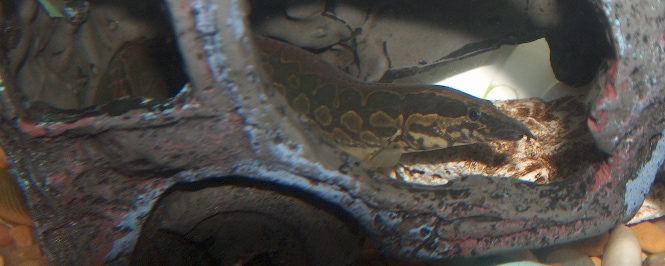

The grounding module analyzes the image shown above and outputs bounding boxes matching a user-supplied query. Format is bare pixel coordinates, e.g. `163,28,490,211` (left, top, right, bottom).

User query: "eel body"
255,36,533,167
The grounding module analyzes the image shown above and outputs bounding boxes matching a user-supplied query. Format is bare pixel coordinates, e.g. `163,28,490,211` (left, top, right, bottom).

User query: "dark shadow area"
131,176,366,265
0,0,188,121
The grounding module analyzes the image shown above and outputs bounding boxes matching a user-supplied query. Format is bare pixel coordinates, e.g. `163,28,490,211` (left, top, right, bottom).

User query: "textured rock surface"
0,0,664,264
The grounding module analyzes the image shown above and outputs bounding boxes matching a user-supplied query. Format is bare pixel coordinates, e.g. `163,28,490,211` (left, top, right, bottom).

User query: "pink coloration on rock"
602,81,618,102
18,117,97,138
604,61,620,99
590,163,613,194
588,111,608,134
18,122,48,138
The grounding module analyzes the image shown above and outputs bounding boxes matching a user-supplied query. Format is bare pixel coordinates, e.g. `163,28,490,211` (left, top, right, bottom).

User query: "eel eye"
468,108,481,121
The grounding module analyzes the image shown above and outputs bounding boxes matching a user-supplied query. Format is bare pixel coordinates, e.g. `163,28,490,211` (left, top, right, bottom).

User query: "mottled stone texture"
0,0,663,264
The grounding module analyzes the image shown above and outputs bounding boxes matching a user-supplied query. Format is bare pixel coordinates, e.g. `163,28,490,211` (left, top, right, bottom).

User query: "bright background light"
399,38,590,101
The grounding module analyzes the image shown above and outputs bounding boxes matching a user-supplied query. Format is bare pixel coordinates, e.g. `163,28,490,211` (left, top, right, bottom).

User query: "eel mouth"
494,125,536,141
